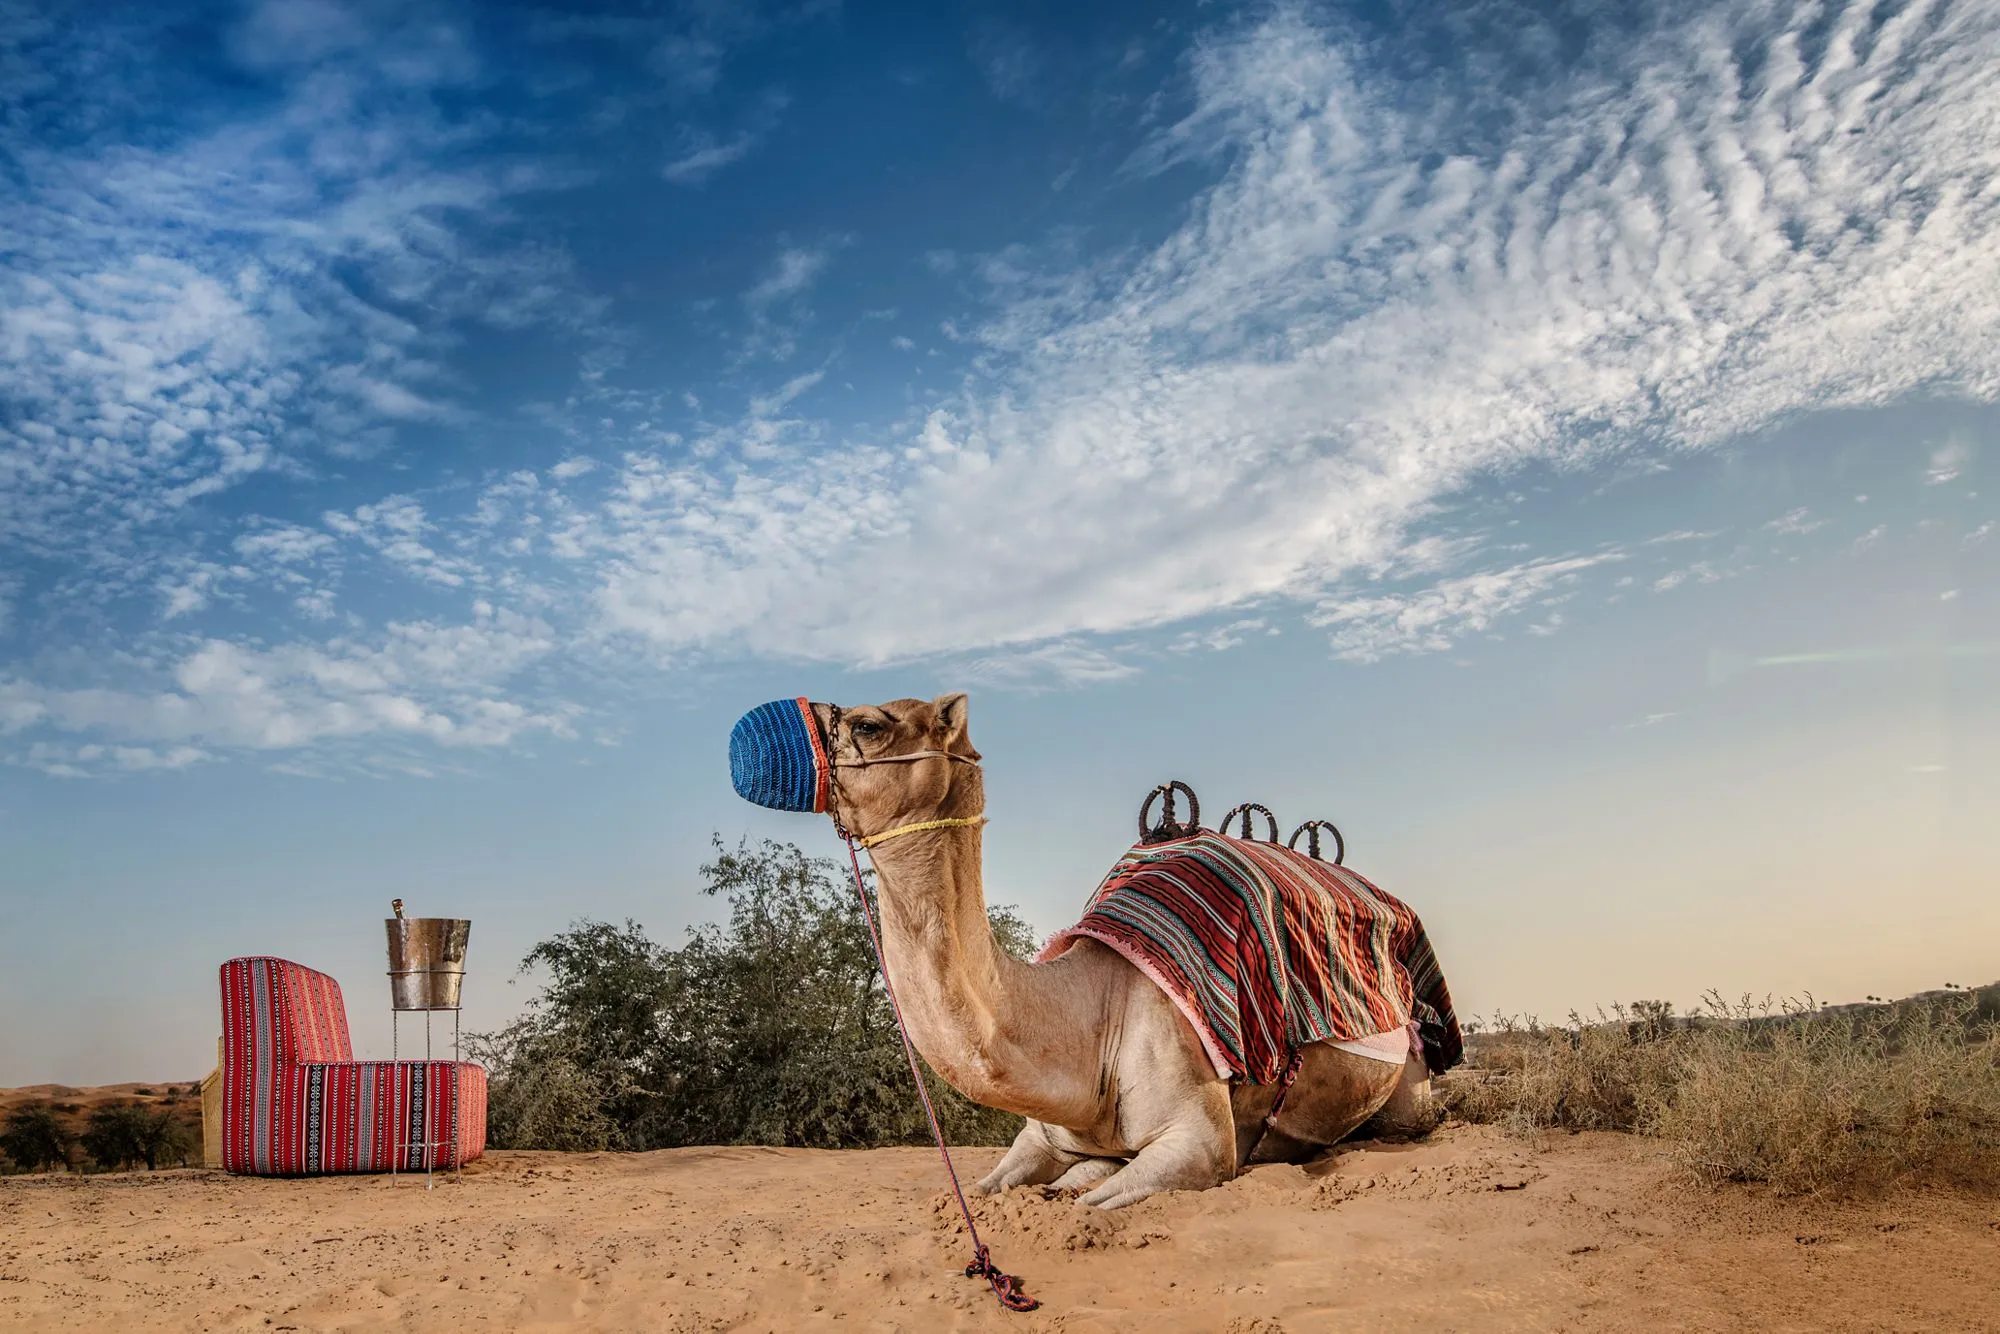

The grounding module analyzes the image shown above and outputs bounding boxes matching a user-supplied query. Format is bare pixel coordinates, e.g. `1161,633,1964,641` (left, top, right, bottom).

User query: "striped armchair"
219,957,486,1175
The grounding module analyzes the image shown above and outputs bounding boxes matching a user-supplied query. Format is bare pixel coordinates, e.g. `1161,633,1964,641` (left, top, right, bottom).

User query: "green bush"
474,838,1035,1152
80,1102,195,1172
1,1104,72,1173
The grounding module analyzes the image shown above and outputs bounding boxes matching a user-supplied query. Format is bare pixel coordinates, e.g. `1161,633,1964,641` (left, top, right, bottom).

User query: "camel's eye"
851,720,884,740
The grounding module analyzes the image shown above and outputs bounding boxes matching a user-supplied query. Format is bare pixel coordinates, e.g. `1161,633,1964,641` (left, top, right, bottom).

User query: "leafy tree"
81,1104,150,1171
80,1102,196,1171
1,1103,72,1173
143,1103,196,1169
476,838,1036,1151
470,920,668,1152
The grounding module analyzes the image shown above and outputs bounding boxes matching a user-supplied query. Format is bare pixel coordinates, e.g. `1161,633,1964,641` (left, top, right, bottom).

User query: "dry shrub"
1439,1000,1681,1137
1440,991,2000,1195
1658,994,2000,1193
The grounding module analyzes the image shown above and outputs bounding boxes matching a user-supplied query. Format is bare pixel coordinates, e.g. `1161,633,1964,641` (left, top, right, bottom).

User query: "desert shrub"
478,1026,625,1153
1440,1003,1682,1137
1441,991,2000,1195
1655,993,2000,1193
80,1102,196,1171
81,1104,150,1170
1,1103,73,1173
152,1103,198,1169
470,918,676,1151
475,838,1035,1152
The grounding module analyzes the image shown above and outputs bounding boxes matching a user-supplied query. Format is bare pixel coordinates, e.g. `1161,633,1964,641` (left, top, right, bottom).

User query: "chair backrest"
220,957,355,1069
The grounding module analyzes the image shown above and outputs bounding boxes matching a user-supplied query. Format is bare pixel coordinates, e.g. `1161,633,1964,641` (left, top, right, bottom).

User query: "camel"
798,692,1439,1210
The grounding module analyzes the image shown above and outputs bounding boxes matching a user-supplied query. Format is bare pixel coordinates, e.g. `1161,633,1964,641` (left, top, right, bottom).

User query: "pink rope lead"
841,836,1040,1313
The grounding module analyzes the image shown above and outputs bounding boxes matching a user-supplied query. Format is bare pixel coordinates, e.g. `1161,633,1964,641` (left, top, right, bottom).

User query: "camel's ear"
932,692,973,753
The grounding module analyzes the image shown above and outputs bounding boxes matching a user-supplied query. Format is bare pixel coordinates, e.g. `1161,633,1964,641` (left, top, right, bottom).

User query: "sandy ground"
2,1124,1997,1333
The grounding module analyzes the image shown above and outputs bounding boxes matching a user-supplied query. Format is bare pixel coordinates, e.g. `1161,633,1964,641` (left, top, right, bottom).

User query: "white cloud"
970,21,1040,105
1167,619,1271,654
158,564,229,620
0,608,569,769
1927,435,1973,485
235,523,337,564
958,642,1140,691
738,241,846,361
1765,508,1826,536
0,7,598,568
294,589,339,621
0,255,283,551
21,742,212,778
746,245,834,307
230,0,377,70
567,1,2000,667
649,32,725,98
12,0,2000,771
322,495,476,587
663,132,758,185
1310,554,1617,662
1655,551,1746,592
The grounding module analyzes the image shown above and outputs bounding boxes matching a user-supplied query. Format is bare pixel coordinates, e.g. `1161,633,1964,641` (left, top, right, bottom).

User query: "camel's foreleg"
1075,1083,1234,1210
975,1119,1079,1194
1045,1156,1123,1192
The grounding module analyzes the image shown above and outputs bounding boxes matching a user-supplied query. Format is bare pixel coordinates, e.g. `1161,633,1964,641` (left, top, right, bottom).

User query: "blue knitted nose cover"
729,698,830,813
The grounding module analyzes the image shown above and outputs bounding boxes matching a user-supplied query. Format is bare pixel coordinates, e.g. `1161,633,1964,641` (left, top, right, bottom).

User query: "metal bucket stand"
385,911,471,1190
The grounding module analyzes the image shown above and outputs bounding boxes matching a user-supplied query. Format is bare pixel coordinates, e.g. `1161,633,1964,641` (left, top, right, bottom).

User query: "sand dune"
1,1124,1995,1332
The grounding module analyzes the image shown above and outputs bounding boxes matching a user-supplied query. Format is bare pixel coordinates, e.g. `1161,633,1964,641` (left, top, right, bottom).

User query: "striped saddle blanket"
1037,833,1462,1086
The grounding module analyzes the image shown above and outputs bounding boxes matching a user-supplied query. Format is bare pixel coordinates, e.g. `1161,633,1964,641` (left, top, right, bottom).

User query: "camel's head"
729,693,983,841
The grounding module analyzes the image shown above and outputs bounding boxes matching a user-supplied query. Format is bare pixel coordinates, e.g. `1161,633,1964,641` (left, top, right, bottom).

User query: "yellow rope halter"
856,815,988,849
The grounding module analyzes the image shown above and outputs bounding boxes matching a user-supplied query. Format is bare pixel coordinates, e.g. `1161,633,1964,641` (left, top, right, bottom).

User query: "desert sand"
3,1124,1997,1333
0,1083,204,1125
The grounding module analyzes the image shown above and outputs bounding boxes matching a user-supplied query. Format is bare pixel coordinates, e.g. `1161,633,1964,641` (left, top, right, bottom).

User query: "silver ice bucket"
386,917,471,1011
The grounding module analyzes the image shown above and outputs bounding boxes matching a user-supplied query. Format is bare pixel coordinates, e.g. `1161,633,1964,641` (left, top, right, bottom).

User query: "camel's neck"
866,819,1101,1124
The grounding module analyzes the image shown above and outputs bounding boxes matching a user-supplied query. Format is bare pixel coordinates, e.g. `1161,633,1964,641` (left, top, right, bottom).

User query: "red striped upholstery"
1038,835,1462,1086
219,957,486,1175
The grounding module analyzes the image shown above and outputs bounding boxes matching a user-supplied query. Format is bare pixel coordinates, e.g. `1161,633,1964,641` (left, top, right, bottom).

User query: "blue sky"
2,0,1996,1084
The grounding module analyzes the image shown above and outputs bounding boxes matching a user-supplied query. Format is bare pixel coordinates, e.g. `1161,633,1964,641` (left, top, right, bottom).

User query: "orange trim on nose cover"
795,697,830,813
